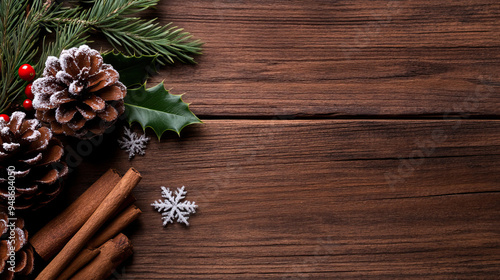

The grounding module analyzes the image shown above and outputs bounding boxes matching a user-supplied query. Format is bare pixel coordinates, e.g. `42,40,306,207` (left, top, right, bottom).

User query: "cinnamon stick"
35,168,142,280
57,205,142,280
31,169,122,261
69,234,133,280
89,204,141,249
55,249,100,280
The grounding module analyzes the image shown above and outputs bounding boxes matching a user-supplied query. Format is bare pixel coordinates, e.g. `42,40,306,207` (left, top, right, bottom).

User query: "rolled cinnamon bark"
88,205,141,249
31,169,122,261
35,168,142,280
56,249,100,280
69,234,133,280
57,205,142,280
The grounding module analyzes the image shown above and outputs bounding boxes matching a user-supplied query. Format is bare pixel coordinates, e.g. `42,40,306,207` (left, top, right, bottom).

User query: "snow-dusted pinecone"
0,112,68,210
32,45,127,139
0,212,35,279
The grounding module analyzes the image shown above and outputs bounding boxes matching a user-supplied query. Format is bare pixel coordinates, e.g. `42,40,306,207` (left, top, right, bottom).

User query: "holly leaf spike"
124,83,202,139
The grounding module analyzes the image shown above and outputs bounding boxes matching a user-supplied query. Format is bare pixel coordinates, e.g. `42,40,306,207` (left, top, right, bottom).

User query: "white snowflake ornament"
118,127,149,159
152,186,198,226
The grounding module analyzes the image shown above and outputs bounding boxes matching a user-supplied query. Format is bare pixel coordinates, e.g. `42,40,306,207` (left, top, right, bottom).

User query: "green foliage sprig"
47,0,203,65
0,0,203,113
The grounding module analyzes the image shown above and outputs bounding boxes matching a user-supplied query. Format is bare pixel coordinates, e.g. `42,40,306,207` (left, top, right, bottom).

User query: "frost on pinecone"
151,186,198,226
118,127,149,159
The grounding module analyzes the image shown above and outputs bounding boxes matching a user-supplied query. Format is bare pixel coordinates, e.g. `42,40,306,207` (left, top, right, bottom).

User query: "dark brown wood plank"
42,120,500,279
139,0,500,117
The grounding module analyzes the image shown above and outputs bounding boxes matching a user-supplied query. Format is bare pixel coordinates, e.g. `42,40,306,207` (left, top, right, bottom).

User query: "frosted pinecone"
0,112,68,210
32,45,126,139
0,212,35,279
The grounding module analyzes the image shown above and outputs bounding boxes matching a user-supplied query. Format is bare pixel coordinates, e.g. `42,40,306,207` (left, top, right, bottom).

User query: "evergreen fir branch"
44,0,203,65
89,0,203,64
0,1,30,99
89,0,160,17
45,0,159,27
0,0,57,113
98,17,203,65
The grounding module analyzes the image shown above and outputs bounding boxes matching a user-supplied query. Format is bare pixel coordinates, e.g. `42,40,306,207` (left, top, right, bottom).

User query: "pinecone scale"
0,112,67,210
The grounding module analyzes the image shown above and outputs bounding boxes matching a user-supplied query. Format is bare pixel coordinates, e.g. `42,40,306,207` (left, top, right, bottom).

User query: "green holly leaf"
124,83,201,139
102,52,158,88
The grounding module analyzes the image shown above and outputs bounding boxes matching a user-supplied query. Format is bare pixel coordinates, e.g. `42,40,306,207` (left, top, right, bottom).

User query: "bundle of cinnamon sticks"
30,168,143,280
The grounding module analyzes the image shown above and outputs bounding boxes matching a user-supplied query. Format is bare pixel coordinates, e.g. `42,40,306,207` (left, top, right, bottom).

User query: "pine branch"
92,0,203,64
88,0,160,17
0,1,28,112
44,0,203,65
0,0,54,113
98,17,203,65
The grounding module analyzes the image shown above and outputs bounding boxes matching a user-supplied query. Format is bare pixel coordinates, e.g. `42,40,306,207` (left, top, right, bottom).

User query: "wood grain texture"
27,1,500,279
143,0,500,117
42,120,500,279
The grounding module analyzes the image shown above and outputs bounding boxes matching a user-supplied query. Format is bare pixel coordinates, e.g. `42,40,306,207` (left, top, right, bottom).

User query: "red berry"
25,83,33,99
18,64,36,81
0,114,9,122
23,99,33,111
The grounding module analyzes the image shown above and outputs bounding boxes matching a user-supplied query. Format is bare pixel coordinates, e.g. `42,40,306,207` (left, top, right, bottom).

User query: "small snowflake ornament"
118,127,150,159
152,186,198,226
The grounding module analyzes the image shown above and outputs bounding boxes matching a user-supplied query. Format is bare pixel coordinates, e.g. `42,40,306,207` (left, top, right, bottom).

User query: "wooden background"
32,0,500,279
